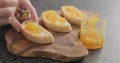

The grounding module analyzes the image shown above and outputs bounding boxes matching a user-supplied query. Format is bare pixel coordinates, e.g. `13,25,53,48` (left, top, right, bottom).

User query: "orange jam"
24,22,43,34
80,17,104,49
42,10,66,25
63,6,86,18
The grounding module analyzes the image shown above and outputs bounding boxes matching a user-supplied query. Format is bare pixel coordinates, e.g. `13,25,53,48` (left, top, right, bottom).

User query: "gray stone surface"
0,0,120,63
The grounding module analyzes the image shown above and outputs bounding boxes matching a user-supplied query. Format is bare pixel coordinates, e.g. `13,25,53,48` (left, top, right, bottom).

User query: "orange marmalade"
80,17,104,49
24,22,43,34
42,10,67,25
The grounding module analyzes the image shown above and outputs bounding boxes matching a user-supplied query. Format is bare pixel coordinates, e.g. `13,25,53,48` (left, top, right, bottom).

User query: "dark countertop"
0,0,120,63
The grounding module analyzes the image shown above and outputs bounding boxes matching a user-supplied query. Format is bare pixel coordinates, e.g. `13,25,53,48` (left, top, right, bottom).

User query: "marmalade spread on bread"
24,22,43,34
62,6,86,18
80,17,104,49
42,10,67,25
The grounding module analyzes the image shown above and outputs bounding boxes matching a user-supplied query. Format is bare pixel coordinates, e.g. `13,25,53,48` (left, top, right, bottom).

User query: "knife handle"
16,6,31,22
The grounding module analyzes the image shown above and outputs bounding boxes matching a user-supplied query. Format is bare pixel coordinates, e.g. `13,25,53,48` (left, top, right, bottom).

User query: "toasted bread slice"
41,10,72,32
21,20,54,44
61,6,87,25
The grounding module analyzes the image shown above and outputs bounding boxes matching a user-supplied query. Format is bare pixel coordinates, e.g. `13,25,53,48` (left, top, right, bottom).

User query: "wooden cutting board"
5,10,97,62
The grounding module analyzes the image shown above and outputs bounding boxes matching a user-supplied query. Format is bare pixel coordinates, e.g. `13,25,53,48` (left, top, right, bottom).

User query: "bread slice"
41,10,72,32
61,6,87,25
21,20,54,44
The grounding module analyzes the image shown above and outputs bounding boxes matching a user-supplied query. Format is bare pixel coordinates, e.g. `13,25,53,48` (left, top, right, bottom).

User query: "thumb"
9,15,21,32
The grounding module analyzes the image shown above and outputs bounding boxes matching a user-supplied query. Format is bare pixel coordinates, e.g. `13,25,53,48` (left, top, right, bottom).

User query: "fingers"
21,0,38,23
0,7,16,18
9,15,21,32
28,5,38,23
0,0,38,32
1,8,21,32
0,0,20,32
0,0,18,8
10,0,18,7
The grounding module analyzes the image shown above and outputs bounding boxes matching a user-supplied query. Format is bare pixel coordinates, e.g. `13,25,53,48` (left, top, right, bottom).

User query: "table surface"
0,0,120,63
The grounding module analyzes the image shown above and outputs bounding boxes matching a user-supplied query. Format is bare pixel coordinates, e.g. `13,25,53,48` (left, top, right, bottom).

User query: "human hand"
0,0,18,27
0,0,38,32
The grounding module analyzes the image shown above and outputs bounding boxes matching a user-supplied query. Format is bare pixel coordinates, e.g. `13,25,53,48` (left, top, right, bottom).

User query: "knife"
16,6,31,22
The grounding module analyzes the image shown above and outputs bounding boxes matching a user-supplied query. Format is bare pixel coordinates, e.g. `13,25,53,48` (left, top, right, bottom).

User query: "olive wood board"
5,10,98,62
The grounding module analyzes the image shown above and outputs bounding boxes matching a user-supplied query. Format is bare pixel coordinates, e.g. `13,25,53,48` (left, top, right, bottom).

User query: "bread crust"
41,11,72,32
21,21,54,44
